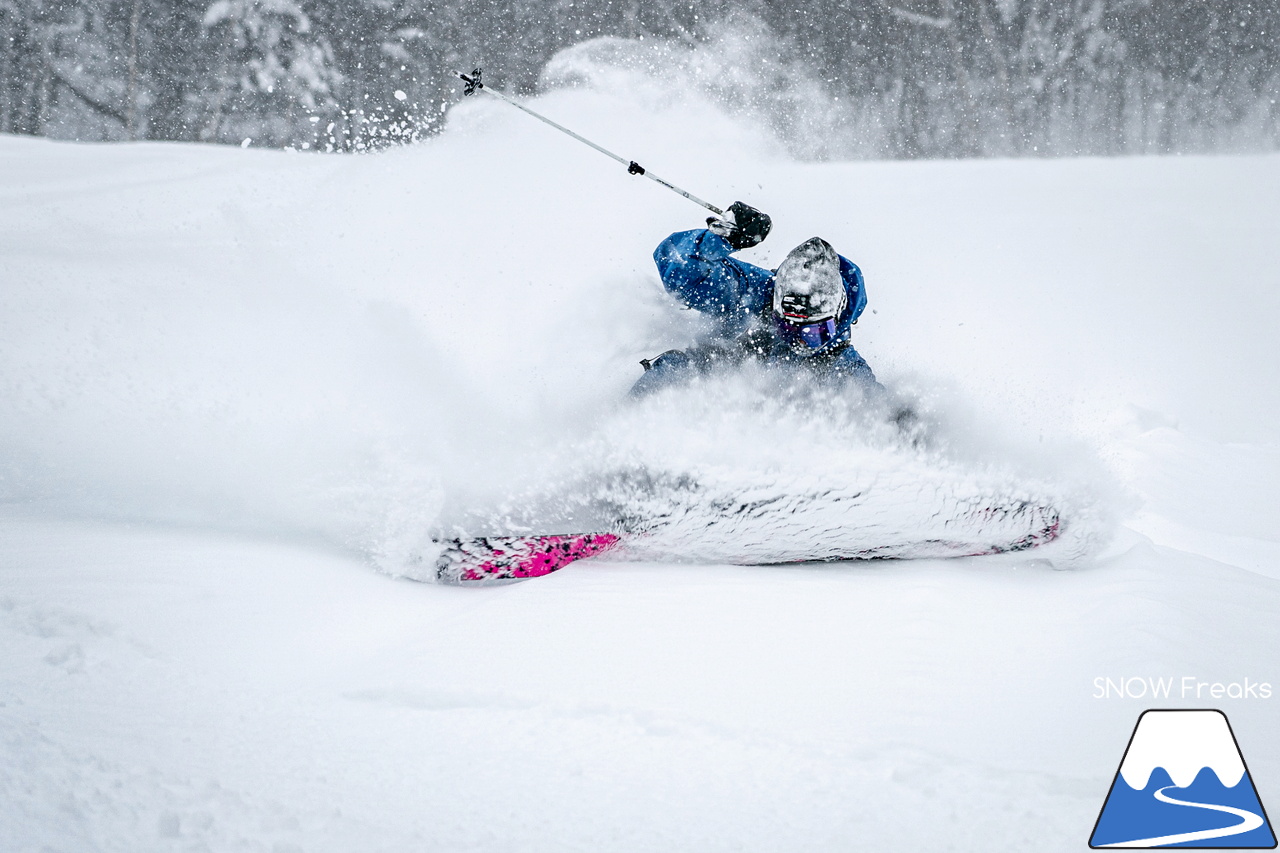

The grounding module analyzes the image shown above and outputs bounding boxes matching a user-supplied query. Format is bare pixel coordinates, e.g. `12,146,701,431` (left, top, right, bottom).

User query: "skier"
632,202,880,396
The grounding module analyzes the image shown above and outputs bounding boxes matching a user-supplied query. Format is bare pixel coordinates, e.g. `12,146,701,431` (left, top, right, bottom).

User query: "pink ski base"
436,533,622,585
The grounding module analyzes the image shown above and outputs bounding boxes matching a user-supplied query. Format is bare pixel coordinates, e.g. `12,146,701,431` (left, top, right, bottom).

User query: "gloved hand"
706,201,772,250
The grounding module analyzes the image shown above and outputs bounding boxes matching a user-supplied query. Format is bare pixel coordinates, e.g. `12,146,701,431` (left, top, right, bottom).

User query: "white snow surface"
2,75,1280,852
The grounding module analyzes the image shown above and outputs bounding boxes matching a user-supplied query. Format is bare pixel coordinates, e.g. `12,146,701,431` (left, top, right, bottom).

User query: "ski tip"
434,532,622,587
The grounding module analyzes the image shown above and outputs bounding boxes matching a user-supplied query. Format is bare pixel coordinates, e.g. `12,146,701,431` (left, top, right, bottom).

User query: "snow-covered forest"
2,0,1278,156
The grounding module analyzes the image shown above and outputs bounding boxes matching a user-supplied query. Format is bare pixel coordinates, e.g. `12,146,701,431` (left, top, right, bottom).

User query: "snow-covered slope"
2,73,1278,851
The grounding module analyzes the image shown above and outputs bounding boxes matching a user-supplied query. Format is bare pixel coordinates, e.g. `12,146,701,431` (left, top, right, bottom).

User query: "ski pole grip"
458,68,483,96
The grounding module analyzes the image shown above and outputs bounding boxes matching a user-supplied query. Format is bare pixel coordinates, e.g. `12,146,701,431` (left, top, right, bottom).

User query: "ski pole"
456,68,724,216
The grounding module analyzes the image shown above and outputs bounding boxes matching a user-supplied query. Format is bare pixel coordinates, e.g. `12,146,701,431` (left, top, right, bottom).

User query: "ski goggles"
775,315,840,350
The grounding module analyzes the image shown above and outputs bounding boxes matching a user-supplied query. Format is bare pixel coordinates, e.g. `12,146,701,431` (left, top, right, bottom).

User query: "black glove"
706,201,771,250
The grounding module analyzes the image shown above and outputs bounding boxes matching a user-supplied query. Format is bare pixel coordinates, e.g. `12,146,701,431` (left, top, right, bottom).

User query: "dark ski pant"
629,343,881,398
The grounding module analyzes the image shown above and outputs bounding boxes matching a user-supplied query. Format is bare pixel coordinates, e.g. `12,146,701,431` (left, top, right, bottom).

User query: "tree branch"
878,1,952,29
47,64,128,127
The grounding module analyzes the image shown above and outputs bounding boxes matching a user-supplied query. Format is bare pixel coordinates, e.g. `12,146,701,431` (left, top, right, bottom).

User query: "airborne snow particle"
394,90,407,101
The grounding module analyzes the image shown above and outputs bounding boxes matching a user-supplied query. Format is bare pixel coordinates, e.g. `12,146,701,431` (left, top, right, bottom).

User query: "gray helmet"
772,237,847,323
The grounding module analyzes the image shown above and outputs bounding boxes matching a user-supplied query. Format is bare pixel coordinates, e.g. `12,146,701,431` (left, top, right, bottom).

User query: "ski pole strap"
456,69,724,216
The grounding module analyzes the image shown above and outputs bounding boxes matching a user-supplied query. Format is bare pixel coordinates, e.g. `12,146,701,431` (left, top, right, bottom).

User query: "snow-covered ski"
433,502,1060,586
434,533,623,585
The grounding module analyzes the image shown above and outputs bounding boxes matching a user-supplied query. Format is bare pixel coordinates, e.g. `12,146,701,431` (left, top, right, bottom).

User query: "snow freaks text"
1093,677,1273,701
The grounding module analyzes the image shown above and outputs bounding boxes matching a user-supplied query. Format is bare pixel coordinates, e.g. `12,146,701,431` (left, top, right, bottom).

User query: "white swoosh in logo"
1099,785,1265,848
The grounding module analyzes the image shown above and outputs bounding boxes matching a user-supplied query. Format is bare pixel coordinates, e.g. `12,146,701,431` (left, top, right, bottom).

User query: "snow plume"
0,122,1124,577
533,11,1280,161
421,366,1112,575
538,16,885,161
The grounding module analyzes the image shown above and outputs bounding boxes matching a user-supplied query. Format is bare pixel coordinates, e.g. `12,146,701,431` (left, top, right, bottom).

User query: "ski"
434,532,623,586
432,503,1060,586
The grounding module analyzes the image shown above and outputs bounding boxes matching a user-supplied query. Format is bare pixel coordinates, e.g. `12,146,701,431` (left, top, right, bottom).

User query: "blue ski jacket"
652,229,875,381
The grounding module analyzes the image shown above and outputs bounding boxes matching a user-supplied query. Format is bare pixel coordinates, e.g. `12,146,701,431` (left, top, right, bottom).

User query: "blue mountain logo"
1091,709,1276,848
